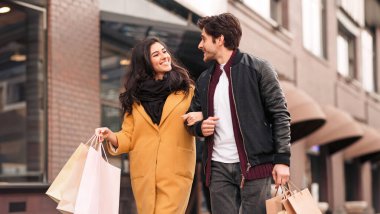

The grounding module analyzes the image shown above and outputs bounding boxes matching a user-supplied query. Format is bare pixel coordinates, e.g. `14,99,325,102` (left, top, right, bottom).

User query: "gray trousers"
209,161,271,214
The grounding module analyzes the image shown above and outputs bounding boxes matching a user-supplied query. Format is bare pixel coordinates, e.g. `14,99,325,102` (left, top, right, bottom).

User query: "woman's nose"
161,53,169,60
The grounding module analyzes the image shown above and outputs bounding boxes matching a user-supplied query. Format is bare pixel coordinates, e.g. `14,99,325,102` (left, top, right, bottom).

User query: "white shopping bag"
46,135,95,204
74,142,121,214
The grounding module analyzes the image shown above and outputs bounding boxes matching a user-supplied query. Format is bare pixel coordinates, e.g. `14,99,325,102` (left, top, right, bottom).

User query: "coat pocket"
175,147,196,180
129,150,145,179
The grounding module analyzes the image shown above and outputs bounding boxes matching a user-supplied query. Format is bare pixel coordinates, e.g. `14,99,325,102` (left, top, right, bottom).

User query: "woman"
95,37,202,214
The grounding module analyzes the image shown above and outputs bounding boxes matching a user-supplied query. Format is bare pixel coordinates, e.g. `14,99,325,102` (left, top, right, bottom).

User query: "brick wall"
47,0,100,181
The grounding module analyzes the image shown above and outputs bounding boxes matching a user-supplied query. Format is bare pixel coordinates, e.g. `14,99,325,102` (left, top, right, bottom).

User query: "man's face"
198,29,219,62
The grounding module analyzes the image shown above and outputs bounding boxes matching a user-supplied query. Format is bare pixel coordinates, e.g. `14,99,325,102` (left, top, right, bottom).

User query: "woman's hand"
181,112,203,126
95,127,113,142
95,127,118,148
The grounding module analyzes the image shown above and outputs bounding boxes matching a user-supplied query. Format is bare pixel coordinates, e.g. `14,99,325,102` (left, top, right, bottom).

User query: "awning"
280,81,326,142
305,106,363,154
344,126,380,161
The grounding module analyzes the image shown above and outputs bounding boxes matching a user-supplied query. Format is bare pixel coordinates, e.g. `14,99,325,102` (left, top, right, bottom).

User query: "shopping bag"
56,140,94,213
266,186,288,214
266,194,286,214
281,182,322,214
46,135,95,203
74,142,121,214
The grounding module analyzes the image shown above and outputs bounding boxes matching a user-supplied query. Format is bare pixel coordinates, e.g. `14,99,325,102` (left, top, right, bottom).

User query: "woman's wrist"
107,132,118,148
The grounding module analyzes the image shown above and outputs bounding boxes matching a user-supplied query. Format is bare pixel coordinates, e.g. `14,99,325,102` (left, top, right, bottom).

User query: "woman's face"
149,42,172,79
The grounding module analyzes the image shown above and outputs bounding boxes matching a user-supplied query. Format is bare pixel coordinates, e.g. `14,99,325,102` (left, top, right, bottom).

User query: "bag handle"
85,134,97,146
100,142,109,163
280,184,293,199
281,180,303,199
286,180,301,192
274,185,286,196
93,136,110,163
85,134,110,163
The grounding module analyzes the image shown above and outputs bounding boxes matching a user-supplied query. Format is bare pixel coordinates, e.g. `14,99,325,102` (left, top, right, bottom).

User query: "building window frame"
2,76,26,111
302,0,327,59
361,29,375,92
337,23,357,80
239,0,289,29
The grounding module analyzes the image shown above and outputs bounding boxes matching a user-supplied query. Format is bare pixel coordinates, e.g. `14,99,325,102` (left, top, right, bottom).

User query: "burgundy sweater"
205,51,273,188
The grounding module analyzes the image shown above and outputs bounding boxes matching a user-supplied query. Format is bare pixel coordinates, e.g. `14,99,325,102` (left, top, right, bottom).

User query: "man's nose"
198,41,203,49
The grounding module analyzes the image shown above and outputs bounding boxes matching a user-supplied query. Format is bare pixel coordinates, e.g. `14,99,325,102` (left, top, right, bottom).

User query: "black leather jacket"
188,49,291,166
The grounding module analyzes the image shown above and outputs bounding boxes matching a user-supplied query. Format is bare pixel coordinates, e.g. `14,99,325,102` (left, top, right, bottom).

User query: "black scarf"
137,77,172,125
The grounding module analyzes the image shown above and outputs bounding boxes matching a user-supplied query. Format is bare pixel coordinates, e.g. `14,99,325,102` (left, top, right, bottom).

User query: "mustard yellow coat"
107,88,196,214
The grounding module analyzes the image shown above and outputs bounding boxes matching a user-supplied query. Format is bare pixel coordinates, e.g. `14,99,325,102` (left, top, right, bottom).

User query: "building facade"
0,0,380,213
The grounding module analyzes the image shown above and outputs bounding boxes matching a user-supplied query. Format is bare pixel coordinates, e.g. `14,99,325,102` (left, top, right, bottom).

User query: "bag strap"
281,184,293,199
100,143,109,163
287,180,301,192
85,134,97,146
85,134,110,163
281,180,303,199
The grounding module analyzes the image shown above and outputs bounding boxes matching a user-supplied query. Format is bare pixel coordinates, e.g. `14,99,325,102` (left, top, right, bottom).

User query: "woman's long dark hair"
119,37,194,115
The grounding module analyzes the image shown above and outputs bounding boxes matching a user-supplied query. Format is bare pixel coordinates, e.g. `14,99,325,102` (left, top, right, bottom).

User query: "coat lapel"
133,103,159,131
159,92,185,128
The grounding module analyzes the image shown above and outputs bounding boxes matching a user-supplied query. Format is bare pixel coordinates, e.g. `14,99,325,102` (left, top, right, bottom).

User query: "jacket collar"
134,91,185,130
206,48,243,75
232,48,244,66
159,91,185,127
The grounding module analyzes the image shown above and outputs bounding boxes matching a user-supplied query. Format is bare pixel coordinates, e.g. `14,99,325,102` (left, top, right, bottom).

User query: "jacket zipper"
204,71,212,176
230,66,252,189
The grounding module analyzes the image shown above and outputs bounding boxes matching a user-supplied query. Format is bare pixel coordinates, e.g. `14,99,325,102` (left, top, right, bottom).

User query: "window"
302,0,326,58
0,1,46,183
338,0,365,27
337,35,350,77
6,81,25,105
361,30,375,92
241,0,288,28
337,25,357,79
243,0,270,18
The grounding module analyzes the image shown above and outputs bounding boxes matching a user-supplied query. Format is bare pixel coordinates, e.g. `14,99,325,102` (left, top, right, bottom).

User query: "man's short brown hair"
197,13,242,50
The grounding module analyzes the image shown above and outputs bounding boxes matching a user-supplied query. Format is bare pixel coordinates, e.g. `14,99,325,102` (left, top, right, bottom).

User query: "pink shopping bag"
74,142,121,214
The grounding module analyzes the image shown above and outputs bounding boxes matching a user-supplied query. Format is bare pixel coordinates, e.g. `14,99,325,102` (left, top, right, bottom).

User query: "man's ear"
217,35,225,46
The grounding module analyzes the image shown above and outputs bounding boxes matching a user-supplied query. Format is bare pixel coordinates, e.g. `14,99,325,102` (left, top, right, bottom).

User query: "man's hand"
272,164,290,188
201,116,219,136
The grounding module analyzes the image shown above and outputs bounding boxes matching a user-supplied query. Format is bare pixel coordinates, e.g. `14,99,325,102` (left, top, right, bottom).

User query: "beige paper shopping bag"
74,143,121,214
266,194,286,214
56,143,90,213
282,182,321,214
46,135,94,203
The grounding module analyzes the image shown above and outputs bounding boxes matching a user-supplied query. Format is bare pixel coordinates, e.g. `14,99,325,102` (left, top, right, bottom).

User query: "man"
187,13,291,214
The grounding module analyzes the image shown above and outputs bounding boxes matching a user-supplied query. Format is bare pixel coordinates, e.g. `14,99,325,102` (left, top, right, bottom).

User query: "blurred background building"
0,0,380,213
